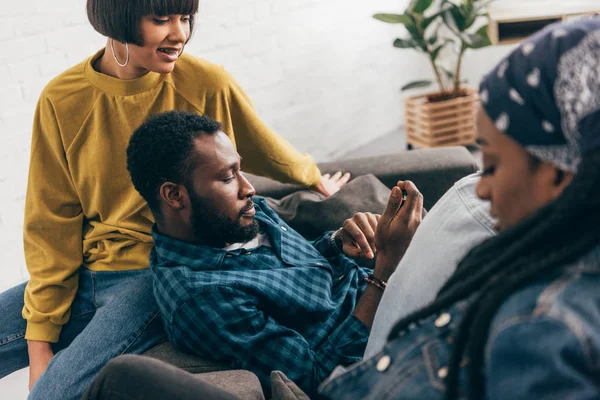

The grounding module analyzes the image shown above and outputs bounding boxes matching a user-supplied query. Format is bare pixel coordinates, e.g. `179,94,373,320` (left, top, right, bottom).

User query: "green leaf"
422,10,444,30
401,80,433,91
431,43,446,61
373,13,412,24
465,25,491,48
403,14,422,39
393,38,418,49
461,2,474,18
443,5,467,32
411,0,435,14
463,13,477,30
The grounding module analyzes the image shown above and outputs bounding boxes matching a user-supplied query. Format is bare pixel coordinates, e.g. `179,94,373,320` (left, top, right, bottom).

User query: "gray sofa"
142,146,479,399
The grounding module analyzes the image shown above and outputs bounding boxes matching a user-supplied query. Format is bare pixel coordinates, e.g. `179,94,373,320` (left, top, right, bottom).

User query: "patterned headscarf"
479,17,600,173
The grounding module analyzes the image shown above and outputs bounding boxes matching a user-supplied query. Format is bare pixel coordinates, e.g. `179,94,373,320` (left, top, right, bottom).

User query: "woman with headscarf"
319,16,600,399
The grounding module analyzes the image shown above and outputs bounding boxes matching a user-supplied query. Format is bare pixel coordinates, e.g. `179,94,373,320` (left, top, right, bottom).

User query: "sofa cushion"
199,370,265,400
264,174,391,238
144,341,230,374
270,371,310,400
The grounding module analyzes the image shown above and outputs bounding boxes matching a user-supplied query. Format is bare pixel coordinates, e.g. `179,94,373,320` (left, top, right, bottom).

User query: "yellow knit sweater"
23,49,321,342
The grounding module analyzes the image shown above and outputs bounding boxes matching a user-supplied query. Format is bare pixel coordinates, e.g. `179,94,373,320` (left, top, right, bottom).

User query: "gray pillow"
270,371,310,400
264,174,391,239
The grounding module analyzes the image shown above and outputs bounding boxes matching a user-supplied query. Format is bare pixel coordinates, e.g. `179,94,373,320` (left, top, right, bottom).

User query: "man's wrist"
328,228,344,254
373,252,400,282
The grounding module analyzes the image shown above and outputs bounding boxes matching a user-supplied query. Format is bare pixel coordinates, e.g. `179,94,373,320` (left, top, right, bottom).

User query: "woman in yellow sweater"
0,1,348,398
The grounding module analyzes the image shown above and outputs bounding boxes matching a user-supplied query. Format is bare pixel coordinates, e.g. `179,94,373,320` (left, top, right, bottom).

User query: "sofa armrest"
247,146,478,210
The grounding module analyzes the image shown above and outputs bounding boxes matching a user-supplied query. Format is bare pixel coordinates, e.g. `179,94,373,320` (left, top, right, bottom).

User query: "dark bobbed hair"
387,149,600,400
126,110,222,219
87,0,199,46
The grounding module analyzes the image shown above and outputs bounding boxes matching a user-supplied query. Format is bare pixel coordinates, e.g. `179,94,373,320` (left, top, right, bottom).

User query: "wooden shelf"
488,1,600,45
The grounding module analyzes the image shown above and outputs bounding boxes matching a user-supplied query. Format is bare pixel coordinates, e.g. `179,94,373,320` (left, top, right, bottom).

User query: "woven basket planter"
404,87,479,149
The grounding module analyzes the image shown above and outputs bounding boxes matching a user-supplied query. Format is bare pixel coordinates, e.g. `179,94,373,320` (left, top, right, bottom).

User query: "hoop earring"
110,38,129,67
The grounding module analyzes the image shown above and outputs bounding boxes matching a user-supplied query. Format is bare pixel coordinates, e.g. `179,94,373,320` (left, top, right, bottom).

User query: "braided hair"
386,149,600,399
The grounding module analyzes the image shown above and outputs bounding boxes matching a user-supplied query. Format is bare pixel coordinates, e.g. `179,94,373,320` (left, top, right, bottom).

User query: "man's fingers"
323,173,331,179
398,181,423,215
332,171,343,180
366,213,379,229
354,215,376,256
343,220,374,258
366,213,379,252
381,186,403,223
343,244,362,258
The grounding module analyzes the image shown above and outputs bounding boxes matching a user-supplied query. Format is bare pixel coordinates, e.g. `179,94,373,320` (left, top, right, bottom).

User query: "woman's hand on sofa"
314,171,351,197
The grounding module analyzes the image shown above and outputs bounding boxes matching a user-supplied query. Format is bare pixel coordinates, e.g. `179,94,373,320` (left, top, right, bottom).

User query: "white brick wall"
0,0,509,396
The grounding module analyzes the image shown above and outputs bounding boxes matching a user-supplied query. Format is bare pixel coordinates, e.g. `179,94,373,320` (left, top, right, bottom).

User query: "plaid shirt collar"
152,199,287,271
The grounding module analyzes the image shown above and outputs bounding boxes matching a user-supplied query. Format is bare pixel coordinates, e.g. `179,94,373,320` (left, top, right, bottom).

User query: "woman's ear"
536,162,574,201
551,167,574,197
159,182,187,211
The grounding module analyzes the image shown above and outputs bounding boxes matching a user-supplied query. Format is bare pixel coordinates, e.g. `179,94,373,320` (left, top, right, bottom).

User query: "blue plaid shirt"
150,197,371,395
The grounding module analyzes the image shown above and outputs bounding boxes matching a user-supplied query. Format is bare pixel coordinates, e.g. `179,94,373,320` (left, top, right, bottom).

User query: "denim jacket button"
281,226,288,231
376,355,391,372
437,366,448,379
435,313,452,328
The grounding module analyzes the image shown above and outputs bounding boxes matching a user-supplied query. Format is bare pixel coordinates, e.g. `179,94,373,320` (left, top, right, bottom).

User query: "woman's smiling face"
475,107,572,231
127,14,192,74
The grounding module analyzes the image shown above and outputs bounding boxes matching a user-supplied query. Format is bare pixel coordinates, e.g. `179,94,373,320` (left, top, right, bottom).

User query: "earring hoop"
110,38,129,67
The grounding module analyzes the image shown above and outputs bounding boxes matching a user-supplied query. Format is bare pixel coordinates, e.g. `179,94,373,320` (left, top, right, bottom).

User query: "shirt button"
281,226,287,231
376,355,391,372
437,366,448,379
435,313,451,328
245,251,252,255
225,254,233,258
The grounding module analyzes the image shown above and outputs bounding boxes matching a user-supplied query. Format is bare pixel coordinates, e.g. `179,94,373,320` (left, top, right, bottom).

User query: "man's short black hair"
127,110,222,218
87,0,199,46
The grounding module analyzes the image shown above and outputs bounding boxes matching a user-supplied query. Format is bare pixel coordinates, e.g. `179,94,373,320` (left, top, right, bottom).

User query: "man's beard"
189,191,260,248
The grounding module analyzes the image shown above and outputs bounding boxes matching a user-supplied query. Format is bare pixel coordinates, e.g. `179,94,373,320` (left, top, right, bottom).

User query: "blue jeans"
0,268,166,400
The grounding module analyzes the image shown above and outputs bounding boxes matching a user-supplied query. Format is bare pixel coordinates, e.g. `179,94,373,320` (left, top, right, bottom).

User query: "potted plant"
374,0,492,149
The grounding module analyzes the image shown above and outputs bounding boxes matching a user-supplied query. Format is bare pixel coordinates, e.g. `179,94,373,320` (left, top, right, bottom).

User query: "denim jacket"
319,245,600,399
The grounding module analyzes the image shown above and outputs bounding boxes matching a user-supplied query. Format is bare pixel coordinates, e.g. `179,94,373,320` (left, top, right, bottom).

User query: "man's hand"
339,212,381,260
373,181,423,281
28,341,54,390
313,171,351,197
